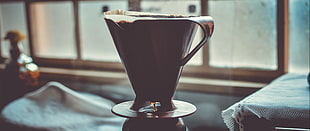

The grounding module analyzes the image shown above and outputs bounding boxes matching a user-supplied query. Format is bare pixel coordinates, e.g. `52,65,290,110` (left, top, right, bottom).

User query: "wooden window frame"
0,0,289,84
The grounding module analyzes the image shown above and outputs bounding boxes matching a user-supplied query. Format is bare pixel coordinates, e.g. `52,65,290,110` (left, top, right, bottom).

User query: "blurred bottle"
0,30,40,110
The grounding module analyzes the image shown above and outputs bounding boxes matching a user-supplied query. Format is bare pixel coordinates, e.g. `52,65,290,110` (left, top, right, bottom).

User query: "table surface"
1,80,240,131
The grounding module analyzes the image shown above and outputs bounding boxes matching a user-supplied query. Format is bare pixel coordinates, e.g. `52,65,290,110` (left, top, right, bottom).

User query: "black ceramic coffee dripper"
104,10,214,118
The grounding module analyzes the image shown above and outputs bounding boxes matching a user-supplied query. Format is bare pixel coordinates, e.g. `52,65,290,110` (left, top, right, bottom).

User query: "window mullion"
276,0,289,74
0,5,3,61
25,1,35,57
73,0,82,60
201,0,210,67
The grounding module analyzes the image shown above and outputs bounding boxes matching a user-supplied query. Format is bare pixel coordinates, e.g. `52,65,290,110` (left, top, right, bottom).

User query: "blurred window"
30,2,77,59
288,0,309,74
209,0,277,70
0,2,29,57
0,0,308,82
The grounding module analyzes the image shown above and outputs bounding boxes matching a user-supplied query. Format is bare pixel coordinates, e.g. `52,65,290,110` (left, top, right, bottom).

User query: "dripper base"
112,100,196,118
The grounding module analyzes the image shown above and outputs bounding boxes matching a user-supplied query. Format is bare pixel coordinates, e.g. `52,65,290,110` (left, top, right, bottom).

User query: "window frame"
0,0,289,83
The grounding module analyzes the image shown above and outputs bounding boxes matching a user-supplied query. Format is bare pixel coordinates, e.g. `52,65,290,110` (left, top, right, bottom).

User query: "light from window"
289,0,309,74
0,2,29,57
79,1,128,62
208,0,277,70
30,2,77,59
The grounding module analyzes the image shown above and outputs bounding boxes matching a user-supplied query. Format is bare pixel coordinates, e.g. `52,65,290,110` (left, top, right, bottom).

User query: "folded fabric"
222,73,310,131
1,81,124,131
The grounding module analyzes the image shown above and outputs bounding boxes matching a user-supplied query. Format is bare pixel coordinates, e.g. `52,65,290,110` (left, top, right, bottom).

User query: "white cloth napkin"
1,81,124,131
222,73,310,131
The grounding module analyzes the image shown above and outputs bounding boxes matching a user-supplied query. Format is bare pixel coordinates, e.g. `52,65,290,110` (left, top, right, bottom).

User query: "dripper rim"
104,9,197,23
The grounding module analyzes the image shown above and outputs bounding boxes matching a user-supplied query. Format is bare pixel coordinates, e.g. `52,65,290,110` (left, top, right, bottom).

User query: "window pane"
0,2,29,57
289,0,309,74
79,1,128,62
141,0,203,65
209,0,277,70
30,2,77,59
